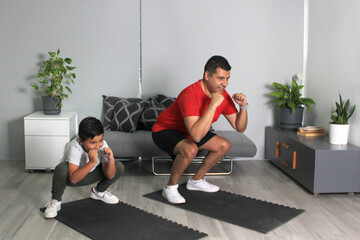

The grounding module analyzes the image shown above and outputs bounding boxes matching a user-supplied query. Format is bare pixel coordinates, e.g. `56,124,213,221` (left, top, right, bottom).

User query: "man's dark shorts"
152,129,216,160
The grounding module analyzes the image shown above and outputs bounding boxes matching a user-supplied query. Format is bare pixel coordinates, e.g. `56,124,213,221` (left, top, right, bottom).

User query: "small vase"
329,123,350,145
42,96,62,115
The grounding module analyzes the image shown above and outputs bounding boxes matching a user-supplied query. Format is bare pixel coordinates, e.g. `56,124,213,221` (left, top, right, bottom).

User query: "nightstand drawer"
25,136,68,169
24,119,70,136
24,111,78,171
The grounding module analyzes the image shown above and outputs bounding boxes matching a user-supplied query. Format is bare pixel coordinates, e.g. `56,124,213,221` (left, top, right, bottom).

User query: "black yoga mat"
143,184,304,234
41,198,207,240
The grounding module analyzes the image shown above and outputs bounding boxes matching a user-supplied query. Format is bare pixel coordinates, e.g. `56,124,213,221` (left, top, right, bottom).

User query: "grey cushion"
155,94,176,108
104,130,169,158
110,98,148,133
104,130,257,159
138,97,166,130
216,131,257,157
104,94,176,131
102,95,124,130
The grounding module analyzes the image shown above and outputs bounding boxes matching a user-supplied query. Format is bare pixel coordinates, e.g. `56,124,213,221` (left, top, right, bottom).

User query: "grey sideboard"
265,126,360,195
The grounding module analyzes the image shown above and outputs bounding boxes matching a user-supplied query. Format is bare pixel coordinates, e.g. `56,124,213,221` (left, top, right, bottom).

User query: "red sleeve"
178,91,200,117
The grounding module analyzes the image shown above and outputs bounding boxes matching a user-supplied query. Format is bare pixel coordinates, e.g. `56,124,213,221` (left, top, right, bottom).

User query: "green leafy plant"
269,75,315,113
331,93,356,124
32,49,76,102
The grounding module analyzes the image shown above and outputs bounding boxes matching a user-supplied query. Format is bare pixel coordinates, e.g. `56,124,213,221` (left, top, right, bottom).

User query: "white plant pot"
329,123,350,145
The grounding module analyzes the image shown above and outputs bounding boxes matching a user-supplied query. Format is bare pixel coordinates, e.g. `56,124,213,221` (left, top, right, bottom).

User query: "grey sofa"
104,129,257,160
102,94,257,174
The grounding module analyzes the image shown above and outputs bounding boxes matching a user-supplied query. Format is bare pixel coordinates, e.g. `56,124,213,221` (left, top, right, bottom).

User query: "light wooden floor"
1,159,360,240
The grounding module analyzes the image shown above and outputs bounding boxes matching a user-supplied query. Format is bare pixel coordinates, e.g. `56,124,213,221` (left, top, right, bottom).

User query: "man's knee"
177,143,198,162
221,138,231,152
213,137,231,155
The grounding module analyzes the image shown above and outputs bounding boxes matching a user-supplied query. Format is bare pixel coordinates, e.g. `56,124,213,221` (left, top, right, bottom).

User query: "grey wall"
5,0,357,161
0,0,304,161
0,0,139,160
142,0,304,159
305,0,360,147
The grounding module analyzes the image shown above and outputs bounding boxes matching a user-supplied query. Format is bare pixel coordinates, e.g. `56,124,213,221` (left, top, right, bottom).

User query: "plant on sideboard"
269,74,315,130
270,74,315,113
329,93,356,145
330,93,356,124
31,49,76,115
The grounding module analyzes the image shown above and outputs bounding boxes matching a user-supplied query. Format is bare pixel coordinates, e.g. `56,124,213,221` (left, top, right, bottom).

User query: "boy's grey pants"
51,161,125,201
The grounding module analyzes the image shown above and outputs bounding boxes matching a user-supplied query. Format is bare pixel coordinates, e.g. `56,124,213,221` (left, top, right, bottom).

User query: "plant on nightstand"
32,49,76,115
269,74,315,130
329,93,356,145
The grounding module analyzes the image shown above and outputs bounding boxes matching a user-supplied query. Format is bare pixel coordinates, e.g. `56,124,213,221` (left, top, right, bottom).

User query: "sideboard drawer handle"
276,142,280,157
281,160,289,167
281,143,291,149
293,151,297,170
276,142,291,158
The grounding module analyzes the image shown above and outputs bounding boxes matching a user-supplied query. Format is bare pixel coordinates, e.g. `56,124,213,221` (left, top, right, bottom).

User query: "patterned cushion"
103,94,177,132
155,94,176,108
110,98,148,133
102,95,124,130
138,97,166,130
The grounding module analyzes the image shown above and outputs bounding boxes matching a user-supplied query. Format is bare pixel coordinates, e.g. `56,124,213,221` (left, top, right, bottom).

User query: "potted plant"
329,93,356,145
269,74,315,130
32,49,76,115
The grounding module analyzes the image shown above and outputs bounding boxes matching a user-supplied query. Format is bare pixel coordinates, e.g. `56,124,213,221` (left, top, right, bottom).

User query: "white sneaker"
90,187,119,204
44,199,61,218
186,178,220,192
162,184,186,204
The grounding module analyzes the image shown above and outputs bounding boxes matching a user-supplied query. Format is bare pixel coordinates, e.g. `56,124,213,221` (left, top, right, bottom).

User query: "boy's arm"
68,150,98,184
101,147,116,179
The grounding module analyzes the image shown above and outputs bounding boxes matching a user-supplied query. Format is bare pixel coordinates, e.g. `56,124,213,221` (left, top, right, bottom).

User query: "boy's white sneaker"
44,199,61,218
162,184,186,204
90,187,119,204
186,178,220,192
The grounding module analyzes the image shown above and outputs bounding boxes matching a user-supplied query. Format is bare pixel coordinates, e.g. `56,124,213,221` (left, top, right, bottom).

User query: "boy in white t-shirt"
44,117,124,218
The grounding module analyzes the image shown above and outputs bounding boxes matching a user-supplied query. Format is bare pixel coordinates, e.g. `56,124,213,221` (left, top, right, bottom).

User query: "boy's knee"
114,161,125,178
54,161,69,178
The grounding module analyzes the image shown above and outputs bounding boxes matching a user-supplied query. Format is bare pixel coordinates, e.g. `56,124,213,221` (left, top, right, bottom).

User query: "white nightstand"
24,111,78,172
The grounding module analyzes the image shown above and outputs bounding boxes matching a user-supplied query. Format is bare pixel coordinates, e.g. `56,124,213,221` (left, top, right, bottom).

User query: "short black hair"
203,55,231,78
78,117,104,141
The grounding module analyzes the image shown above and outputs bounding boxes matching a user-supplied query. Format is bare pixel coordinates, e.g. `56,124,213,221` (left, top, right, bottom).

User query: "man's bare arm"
184,93,224,142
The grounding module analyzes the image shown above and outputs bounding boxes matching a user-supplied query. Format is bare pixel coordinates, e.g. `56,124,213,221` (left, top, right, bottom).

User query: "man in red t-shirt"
152,55,248,204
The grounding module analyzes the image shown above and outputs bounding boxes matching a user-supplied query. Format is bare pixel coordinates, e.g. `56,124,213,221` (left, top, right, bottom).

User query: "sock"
166,184,178,189
191,178,203,183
